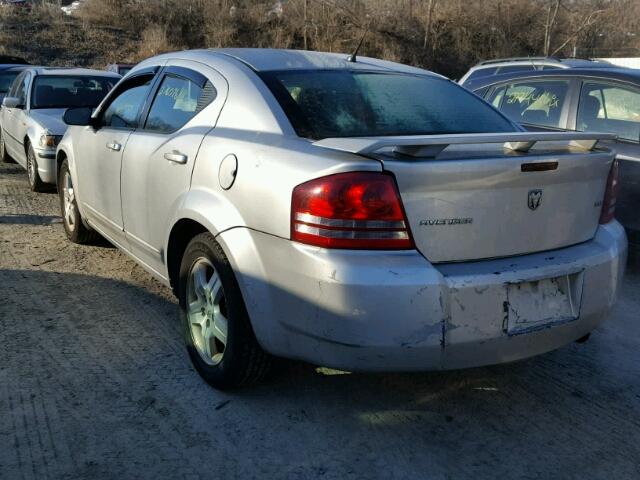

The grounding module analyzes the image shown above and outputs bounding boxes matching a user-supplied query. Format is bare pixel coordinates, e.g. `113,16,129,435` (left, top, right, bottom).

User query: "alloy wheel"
62,170,76,232
187,257,228,366
27,148,36,185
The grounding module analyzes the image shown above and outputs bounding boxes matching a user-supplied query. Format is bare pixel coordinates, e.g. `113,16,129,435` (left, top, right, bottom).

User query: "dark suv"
464,67,640,250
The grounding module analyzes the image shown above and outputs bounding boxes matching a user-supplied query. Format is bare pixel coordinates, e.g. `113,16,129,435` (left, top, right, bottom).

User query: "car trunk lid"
313,132,616,263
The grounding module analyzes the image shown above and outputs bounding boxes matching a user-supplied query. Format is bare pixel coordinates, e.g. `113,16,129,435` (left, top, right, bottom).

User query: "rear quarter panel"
187,130,381,239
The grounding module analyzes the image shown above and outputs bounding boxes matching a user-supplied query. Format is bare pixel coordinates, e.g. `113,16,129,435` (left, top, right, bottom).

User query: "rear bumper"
219,222,627,371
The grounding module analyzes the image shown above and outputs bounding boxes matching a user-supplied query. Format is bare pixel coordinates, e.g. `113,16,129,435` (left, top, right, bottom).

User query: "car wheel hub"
27,151,35,184
187,257,228,366
62,171,76,231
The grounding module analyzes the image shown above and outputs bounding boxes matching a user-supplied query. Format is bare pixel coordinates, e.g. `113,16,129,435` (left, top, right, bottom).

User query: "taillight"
599,160,619,224
291,172,414,249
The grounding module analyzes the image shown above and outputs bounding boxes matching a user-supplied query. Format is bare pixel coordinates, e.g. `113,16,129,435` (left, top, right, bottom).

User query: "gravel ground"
1,162,639,480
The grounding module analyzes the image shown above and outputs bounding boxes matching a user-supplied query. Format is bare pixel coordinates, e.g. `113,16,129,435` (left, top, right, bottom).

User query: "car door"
484,77,575,131
2,70,30,164
120,62,227,277
74,71,158,249
572,79,640,236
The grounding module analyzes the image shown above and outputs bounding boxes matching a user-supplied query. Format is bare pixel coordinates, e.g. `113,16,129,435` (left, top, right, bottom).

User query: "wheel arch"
166,218,209,297
55,149,68,187
22,134,34,166
24,125,40,155
165,187,248,296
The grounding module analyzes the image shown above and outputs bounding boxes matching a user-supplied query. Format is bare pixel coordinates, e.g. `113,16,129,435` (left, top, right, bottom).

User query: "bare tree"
550,7,608,56
543,0,561,56
423,0,436,51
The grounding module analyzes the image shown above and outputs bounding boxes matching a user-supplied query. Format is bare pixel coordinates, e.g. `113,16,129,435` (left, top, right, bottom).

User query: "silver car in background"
56,49,626,390
0,67,120,191
458,56,612,84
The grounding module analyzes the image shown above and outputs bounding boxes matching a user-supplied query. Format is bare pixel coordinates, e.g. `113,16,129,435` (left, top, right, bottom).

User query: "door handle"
106,142,122,151
164,152,188,164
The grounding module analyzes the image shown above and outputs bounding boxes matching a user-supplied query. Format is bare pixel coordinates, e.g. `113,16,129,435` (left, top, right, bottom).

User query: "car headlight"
39,134,63,148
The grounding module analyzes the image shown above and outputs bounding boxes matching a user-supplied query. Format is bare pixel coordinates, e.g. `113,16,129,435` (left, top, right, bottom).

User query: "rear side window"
144,75,215,133
261,70,516,139
487,79,569,128
577,81,640,142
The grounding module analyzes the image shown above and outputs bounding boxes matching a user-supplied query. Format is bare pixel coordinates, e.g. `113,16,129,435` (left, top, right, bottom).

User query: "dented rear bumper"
219,221,627,371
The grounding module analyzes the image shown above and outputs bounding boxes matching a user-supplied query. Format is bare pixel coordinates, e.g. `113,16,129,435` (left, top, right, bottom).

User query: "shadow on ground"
0,268,639,480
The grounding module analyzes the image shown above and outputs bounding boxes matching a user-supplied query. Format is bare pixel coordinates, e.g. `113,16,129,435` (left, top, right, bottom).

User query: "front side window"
577,81,640,142
11,72,29,105
261,70,516,139
101,75,154,129
145,75,214,133
31,76,117,109
487,79,569,128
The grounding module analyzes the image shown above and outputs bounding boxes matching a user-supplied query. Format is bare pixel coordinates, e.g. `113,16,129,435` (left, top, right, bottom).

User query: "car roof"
0,65,30,72
471,57,607,69
143,48,443,77
464,66,640,91
26,67,121,78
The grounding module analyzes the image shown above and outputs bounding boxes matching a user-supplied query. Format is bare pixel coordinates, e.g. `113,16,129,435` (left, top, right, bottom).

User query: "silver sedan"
0,67,119,191
56,49,627,389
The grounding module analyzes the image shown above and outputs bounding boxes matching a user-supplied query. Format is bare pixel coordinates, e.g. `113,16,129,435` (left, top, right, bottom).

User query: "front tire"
179,233,271,389
26,143,47,192
58,159,99,244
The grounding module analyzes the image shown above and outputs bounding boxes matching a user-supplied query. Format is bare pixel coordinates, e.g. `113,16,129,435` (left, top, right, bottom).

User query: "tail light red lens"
599,160,619,225
291,172,414,249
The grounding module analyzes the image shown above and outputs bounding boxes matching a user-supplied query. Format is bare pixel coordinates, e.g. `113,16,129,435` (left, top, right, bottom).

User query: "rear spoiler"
313,132,617,158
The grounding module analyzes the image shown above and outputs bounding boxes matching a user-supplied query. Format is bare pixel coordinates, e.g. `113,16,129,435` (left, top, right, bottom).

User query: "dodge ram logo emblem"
528,189,543,210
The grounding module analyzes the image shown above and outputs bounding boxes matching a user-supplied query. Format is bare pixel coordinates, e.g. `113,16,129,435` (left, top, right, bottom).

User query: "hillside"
1,0,639,78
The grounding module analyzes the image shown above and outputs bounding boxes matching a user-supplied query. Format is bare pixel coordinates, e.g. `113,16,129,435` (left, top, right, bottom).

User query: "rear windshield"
0,72,19,94
31,75,118,109
260,70,516,139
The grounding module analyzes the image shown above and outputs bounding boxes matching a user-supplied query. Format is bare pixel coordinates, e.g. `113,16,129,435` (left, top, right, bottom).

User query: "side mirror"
2,96,23,109
63,107,94,126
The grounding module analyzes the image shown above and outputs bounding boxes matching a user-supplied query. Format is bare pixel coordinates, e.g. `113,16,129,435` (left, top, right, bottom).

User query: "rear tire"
58,159,99,244
26,143,47,192
0,129,13,164
179,232,271,389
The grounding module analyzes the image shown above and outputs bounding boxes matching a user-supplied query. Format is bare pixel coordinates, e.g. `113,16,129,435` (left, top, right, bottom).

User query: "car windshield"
31,75,117,109
260,70,516,139
0,71,20,95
